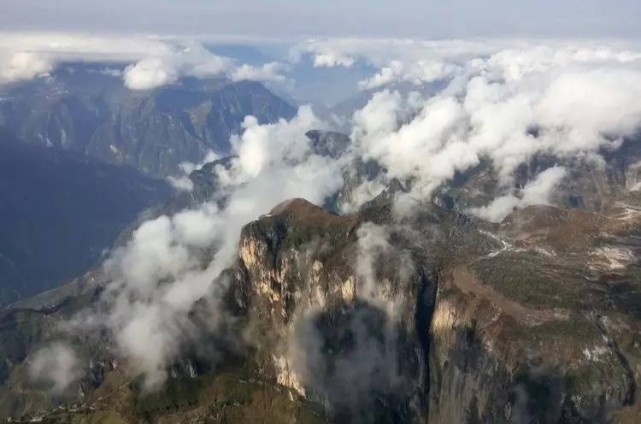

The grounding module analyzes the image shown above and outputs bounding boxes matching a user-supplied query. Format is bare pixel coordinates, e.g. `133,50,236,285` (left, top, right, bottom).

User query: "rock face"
3,179,641,421
230,192,641,423
429,198,641,423
235,198,430,422
0,66,296,176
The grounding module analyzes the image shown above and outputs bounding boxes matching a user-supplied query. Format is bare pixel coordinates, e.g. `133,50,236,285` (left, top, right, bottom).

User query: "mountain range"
2,125,641,422
0,67,298,308
0,64,296,177
3,58,641,423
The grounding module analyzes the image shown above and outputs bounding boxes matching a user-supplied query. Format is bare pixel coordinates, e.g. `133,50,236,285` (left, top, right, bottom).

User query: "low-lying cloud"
29,343,83,394
40,36,641,395
469,166,567,222
344,40,641,208
69,106,343,389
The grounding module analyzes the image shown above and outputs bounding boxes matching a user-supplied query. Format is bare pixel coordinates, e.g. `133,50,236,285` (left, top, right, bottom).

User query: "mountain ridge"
0,67,297,176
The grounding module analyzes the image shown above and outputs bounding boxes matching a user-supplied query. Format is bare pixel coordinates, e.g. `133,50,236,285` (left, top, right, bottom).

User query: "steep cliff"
231,192,641,423
3,190,641,423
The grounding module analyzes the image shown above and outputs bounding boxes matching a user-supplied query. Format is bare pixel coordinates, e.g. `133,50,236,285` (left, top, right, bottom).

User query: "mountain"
0,137,172,308
4,190,641,422
0,64,296,177
3,132,641,422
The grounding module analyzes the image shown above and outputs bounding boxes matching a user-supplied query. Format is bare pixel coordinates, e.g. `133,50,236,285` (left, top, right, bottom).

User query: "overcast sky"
1,0,640,39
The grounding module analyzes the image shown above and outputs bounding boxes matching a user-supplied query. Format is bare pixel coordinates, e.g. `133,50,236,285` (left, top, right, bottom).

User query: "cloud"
167,150,220,192
123,42,233,90
29,343,83,394
358,59,457,90
167,176,194,192
230,62,289,83
69,106,344,389
313,52,355,68
0,32,167,83
287,305,405,419
226,105,326,180
0,32,290,89
291,38,504,72
355,223,393,301
0,51,53,82
346,40,641,205
124,57,178,90
281,222,417,419
468,166,567,222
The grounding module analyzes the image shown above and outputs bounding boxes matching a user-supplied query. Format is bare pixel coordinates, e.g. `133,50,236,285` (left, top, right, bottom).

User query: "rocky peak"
235,196,432,422
4,192,641,422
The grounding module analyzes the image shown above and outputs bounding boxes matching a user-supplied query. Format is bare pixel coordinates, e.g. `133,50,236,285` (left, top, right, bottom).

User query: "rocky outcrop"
231,193,641,423
3,189,641,422
235,198,431,422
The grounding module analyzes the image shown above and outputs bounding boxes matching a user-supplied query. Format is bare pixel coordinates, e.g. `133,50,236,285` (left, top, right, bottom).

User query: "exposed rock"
3,189,641,422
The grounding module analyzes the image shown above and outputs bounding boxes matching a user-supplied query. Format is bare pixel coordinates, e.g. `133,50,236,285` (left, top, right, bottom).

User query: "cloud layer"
70,106,343,388
29,343,83,394
40,36,641,391
0,32,289,89
338,39,641,216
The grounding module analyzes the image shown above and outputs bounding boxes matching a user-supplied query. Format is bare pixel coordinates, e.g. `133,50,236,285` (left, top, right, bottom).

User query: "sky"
1,0,640,39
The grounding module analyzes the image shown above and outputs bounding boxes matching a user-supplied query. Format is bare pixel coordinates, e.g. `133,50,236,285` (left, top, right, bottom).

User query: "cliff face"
3,189,641,422
230,192,641,423
235,198,430,422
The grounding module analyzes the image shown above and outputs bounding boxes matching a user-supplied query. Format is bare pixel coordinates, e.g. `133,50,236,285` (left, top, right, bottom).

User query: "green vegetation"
471,252,585,309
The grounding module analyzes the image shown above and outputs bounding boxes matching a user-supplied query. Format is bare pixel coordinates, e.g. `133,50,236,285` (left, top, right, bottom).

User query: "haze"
1,0,640,39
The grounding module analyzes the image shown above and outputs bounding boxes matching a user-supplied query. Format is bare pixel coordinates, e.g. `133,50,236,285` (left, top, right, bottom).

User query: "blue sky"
1,0,640,39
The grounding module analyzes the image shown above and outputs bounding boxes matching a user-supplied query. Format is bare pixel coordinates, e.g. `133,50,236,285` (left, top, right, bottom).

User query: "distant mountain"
0,65,296,176
0,137,172,307
328,80,450,123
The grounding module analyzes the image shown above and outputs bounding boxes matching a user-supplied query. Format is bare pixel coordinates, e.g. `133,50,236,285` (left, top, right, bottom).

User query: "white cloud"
167,176,194,192
227,105,325,180
29,343,83,394
70,106,343,389
167,150,220,192
355,223,392,301
358,60,458,90
468,166,567,222
0,32,289,89
347,40,641,203
123,42,233,90
124,57,178,90
230,62,289,83
291,38,506,71
357,60,404,90
51,37,641,392
313,52,355,68
0,51,53,82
